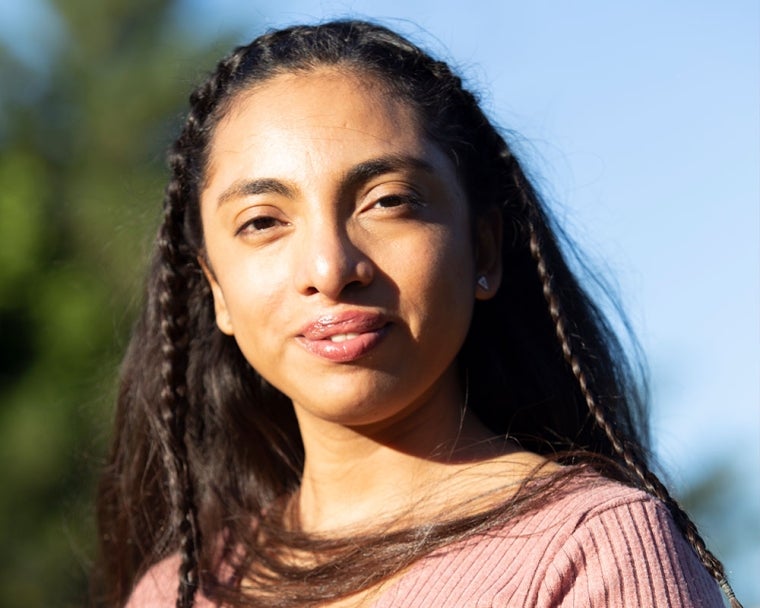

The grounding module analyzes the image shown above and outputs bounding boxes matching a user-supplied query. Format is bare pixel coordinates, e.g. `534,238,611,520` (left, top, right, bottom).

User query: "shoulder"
126,555,217,608
126,555,180,608
375,470,724,607
533,472,725,607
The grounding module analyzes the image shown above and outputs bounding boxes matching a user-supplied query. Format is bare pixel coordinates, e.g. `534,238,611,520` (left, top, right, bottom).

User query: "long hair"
95,20,739,607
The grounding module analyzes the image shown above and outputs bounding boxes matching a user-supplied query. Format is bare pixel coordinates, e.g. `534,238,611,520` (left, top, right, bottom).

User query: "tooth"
329,333,359,343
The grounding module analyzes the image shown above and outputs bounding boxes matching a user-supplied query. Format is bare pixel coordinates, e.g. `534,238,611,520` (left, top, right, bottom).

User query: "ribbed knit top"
127,475,724,607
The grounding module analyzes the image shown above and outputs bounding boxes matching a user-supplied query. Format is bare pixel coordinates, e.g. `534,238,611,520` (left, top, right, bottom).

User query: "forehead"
203,68,428,182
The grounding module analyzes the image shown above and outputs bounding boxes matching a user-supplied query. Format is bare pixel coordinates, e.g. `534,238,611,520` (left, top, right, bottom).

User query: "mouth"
327,332,361,343
297,311,390,363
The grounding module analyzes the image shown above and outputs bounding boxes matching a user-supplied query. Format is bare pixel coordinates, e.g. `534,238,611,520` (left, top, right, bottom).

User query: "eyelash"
235,216,285,235
371,192,424,210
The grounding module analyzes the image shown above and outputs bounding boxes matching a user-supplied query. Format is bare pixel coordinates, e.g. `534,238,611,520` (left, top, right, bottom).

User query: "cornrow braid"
524,192,742,607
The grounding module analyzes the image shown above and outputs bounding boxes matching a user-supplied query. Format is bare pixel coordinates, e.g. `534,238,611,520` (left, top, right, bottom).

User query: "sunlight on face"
199,68,491,430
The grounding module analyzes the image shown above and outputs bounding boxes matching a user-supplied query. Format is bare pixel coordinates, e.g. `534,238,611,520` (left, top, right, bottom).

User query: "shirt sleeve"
539,495,725,607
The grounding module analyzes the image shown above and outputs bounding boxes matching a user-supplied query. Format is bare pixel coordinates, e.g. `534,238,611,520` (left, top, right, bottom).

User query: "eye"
373,195,407,208
371,192,423,210
236,215,287,236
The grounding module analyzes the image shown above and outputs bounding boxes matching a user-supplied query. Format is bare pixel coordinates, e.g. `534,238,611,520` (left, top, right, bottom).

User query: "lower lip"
296,325,389,363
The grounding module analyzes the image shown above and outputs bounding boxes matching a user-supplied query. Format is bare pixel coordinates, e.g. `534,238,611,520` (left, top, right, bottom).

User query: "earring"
477,275,489,291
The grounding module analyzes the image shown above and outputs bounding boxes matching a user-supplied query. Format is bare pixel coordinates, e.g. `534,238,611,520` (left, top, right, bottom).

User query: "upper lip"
298,310,389,340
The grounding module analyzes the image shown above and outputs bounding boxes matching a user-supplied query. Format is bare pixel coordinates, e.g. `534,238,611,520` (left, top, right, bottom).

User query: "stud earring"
477,275,489,291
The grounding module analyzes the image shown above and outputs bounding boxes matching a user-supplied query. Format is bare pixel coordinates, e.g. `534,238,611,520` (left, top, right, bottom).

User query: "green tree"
0,1,233,605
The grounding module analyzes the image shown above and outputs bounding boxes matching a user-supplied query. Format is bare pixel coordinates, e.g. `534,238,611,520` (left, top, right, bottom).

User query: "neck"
290,368,513,534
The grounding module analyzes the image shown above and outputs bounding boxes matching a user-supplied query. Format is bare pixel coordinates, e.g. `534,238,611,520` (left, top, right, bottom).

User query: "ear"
198,256,234,335
474,206,503,301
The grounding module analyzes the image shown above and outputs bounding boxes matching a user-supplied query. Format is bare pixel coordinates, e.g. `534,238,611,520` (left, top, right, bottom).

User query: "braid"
524,189,741,607
150,44,255,608
156,170,200,607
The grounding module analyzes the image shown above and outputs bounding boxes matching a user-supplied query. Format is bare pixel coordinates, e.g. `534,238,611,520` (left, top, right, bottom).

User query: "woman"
96,20,741,608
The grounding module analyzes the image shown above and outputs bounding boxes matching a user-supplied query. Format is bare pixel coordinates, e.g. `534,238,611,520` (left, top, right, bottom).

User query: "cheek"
426,223,475,287
211,251,288,335
222,283,285,373
395,225,476,323
224,276,282,325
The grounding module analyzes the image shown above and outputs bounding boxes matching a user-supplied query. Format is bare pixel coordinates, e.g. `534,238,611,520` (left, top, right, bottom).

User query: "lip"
296,311,390,363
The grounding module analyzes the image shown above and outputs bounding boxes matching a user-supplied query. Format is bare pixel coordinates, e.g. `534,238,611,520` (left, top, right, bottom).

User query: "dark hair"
95,20,739,608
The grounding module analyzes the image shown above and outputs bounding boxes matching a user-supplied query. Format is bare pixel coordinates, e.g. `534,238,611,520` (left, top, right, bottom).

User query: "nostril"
295,236,374,298
344,279,367,292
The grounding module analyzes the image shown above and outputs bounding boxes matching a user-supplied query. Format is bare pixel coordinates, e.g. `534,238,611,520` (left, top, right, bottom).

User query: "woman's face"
200,68,499,430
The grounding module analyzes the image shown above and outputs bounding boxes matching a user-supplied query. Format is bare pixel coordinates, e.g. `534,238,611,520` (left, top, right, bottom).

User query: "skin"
200,68,545,537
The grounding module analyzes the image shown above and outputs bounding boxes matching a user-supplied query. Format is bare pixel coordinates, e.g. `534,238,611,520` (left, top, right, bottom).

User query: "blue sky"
3,0,758,602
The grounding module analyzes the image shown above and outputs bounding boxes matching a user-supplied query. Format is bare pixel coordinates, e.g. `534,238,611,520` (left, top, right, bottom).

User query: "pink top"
127,476,723,607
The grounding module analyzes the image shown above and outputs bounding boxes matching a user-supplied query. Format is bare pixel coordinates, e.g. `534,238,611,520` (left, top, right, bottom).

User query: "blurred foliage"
679,462,760,605
0,1,233,605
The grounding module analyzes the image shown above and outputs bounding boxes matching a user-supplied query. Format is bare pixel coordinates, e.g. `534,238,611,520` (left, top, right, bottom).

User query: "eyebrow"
341,154,435,193
215,153,436,208
216,178,294,207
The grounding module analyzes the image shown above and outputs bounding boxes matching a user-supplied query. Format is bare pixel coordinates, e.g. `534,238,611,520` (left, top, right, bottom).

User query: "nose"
294,218,374,299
